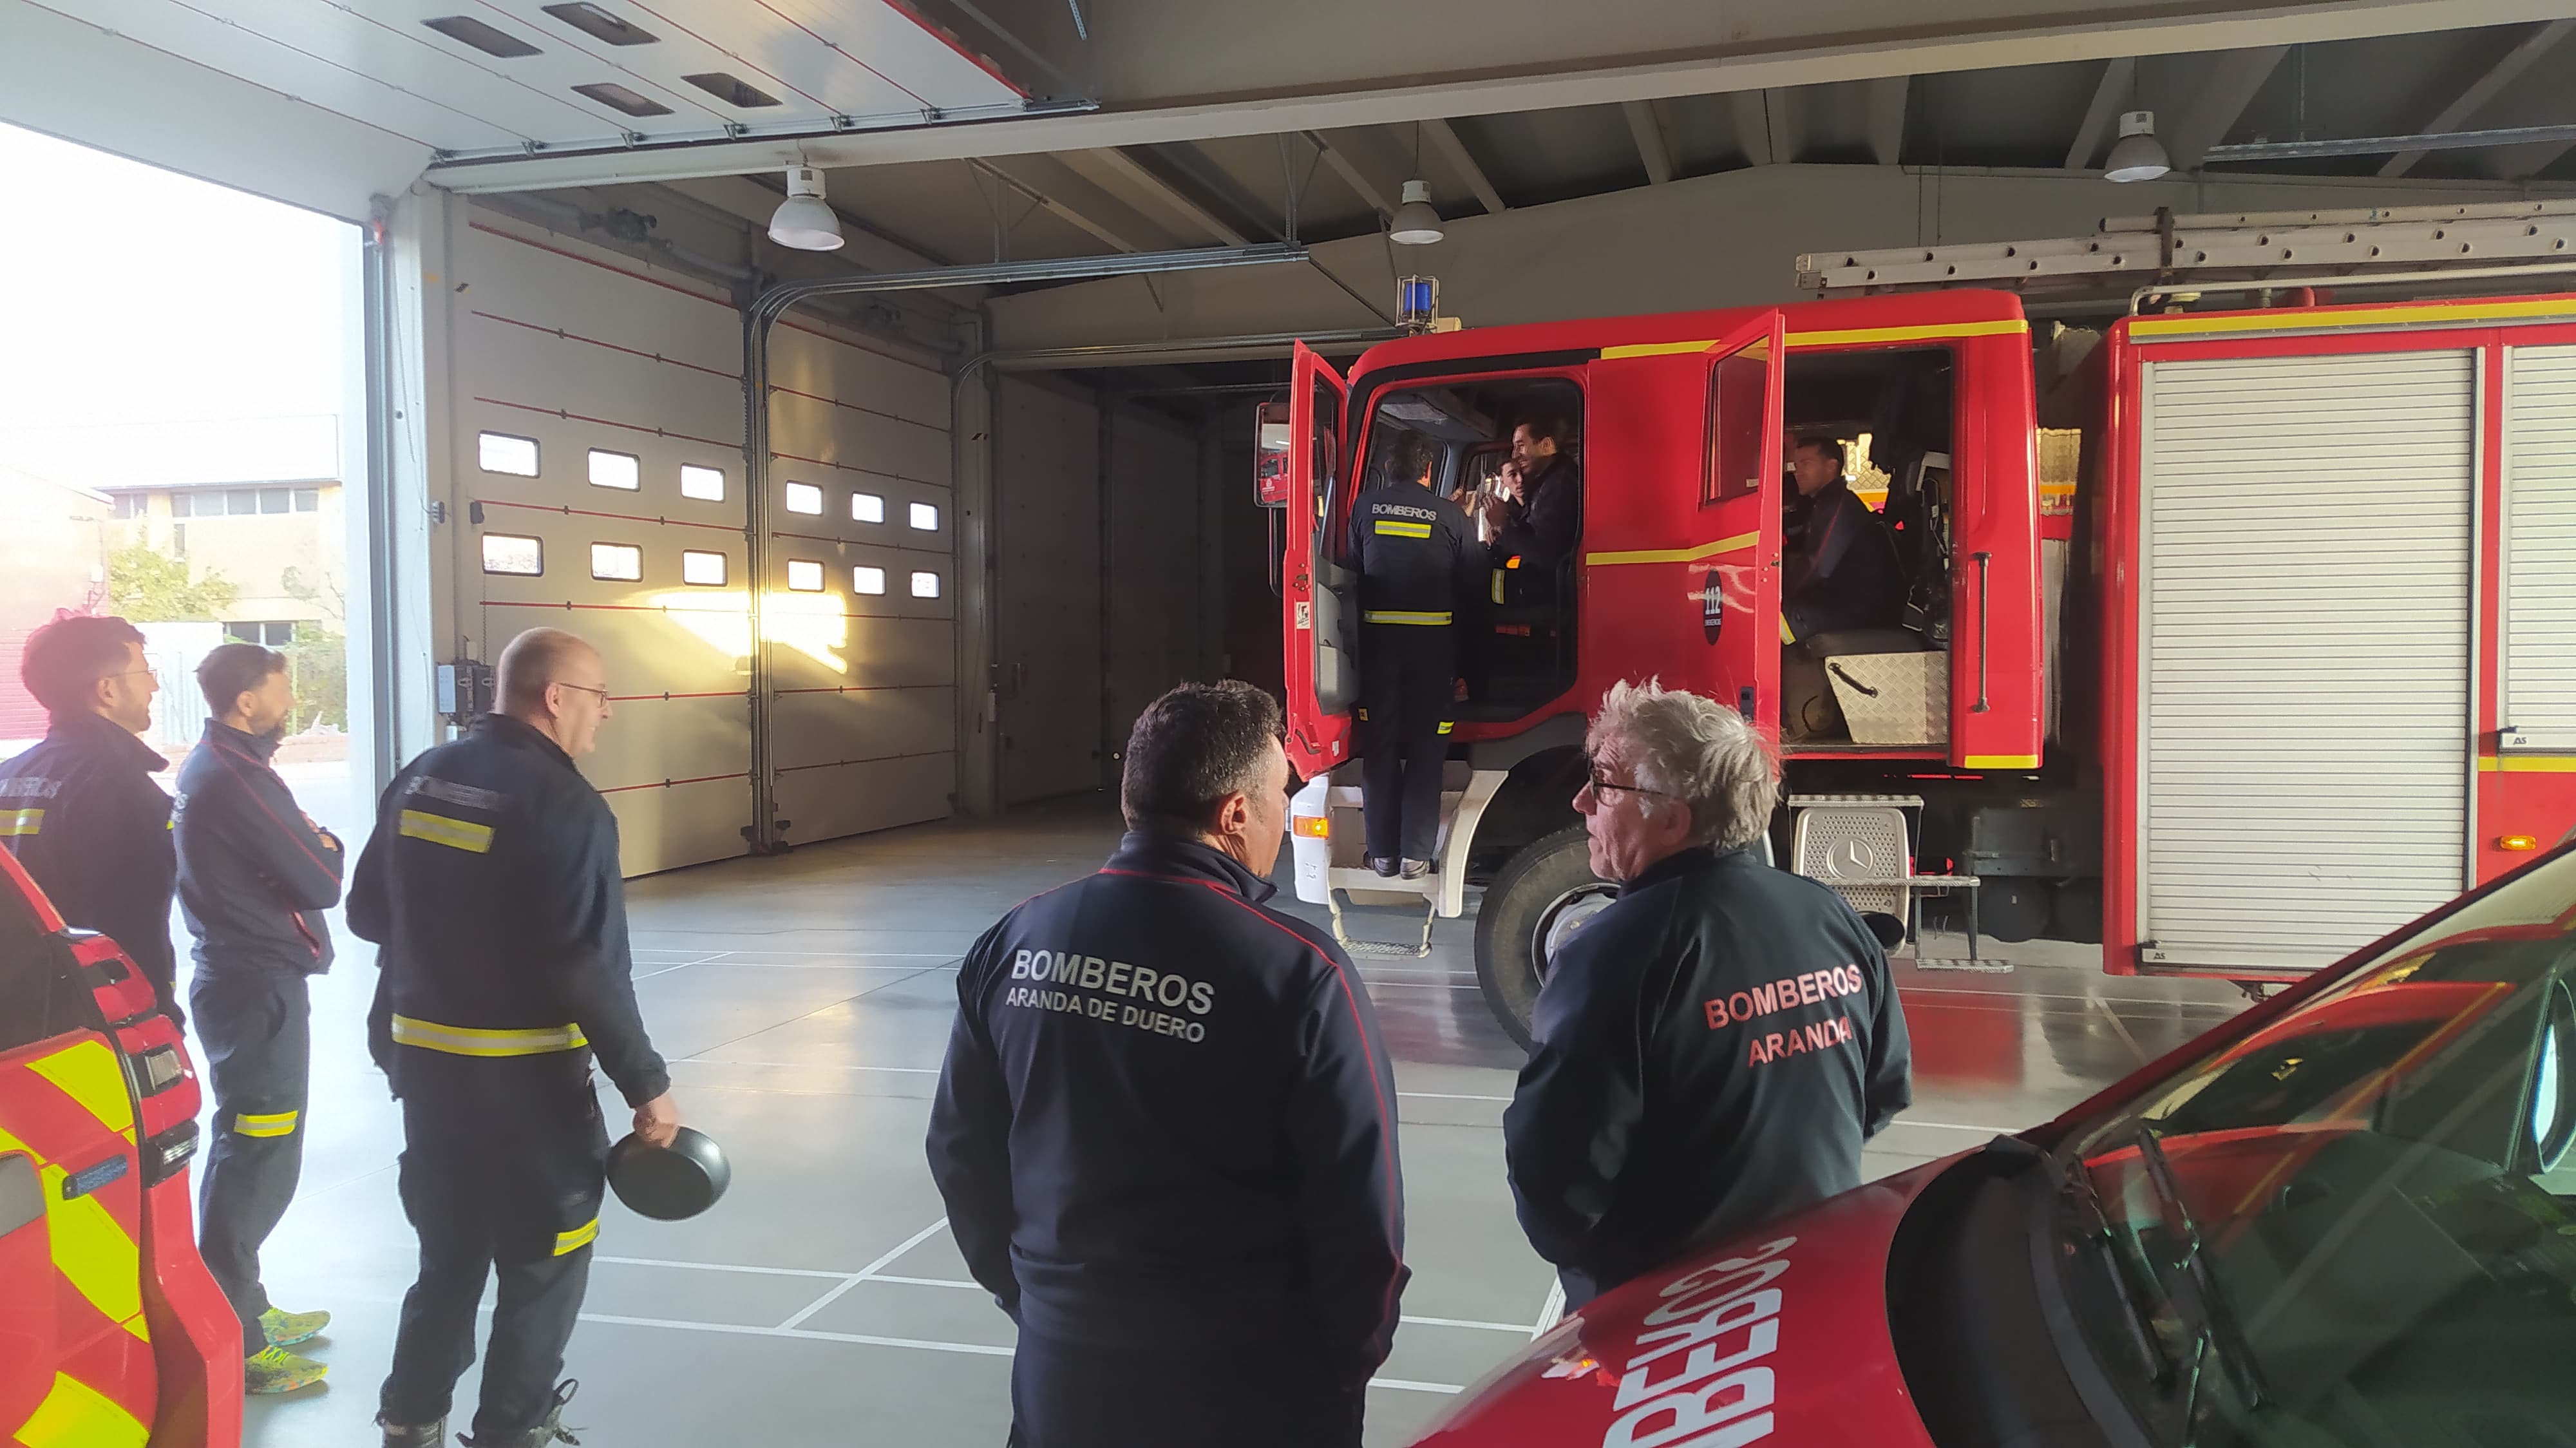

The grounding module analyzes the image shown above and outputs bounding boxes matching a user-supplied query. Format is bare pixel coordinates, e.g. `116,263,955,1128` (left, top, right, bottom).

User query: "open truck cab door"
1273,341,1356,779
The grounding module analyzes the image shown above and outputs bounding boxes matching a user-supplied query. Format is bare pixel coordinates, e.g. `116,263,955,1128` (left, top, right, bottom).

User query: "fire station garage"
7,1,2576,1444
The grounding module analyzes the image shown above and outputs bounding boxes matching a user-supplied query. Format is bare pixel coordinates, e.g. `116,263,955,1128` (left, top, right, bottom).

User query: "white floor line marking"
1533,1279,1566,1338
777,1217,950,1331
686,961,960,972
632,951,733,981
1361,982,1483,991
1401,1313,1540,1334
594,1255,851,1279
627,945,968,958
1370,1378,1466,1395
1885,1119,2021,1134
2088,995,2153,1067
672,1058,942,1074
1903,985,2244,1007
1398,1091,1511,1103
582,1310,1016,1358
873,1273,985,1291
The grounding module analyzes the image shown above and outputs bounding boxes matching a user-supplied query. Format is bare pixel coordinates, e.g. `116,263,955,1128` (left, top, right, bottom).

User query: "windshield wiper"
2056,1152,2181,1391
2130,1126,2271,1416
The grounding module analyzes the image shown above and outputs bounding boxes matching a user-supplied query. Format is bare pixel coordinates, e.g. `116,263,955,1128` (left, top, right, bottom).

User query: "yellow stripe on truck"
0,1123,147,1344
13,1371,148,1448
28,1040,133,1137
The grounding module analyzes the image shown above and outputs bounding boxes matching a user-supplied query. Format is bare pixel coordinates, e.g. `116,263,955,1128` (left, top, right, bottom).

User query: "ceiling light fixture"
2104,110,2172,183
1390,180,1444,245
768,166,846,251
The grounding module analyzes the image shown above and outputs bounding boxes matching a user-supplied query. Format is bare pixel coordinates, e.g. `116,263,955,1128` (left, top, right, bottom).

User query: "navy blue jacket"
348,714,668,1108
174,721,343,978
1347,483,1482,625
0,711,178,1019
1505,846,1911,1301
1783,479,1904,638
926,832,1407,1387
1490,453,1580,574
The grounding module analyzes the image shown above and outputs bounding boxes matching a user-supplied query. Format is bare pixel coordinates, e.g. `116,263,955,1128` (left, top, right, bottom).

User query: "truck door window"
1705,345,1771,503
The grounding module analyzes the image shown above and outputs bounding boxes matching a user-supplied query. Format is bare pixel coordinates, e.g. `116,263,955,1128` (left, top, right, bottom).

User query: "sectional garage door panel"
2137,350,2475,971
996,377,1104,806
2505,346,2576,745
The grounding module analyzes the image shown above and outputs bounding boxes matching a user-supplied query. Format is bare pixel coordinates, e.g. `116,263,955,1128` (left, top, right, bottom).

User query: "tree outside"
108,540,238,622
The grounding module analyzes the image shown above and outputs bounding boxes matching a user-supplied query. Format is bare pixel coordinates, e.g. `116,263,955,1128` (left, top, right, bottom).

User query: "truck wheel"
2050,878,2103,944
1982,876,2050,944
1475,827,1615,1049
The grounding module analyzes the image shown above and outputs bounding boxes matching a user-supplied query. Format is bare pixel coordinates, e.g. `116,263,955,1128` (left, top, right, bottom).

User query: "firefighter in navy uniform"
175,643,346,1395
0,614,182,1024
354,627,681,1448
1505,681,1912,1307
928,681,1406,1448
1348,440,1484,878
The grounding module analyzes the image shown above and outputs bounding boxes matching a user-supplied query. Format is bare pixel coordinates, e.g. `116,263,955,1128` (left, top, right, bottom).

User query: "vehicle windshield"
2054,848,2576,1446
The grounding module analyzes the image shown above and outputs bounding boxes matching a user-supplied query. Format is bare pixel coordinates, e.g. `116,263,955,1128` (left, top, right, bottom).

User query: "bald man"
354,627,679,1448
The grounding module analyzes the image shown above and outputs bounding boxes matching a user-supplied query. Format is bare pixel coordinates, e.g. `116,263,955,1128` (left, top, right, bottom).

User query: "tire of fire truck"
1980,876,2050,944
1475,827,1615,1051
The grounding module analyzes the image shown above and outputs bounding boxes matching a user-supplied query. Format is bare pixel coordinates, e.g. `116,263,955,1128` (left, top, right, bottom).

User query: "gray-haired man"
1502,679,1911,1306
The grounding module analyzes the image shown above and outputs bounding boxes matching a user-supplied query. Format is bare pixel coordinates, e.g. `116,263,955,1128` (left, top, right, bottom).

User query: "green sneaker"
260,1306,330,1348
245,1344,328,1395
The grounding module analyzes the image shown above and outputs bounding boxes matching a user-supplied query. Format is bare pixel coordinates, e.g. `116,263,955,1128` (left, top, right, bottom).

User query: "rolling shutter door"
2505,346,2576,748
2137,350,2474,973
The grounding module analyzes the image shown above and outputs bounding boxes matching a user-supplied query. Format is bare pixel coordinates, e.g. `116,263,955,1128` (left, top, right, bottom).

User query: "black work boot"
462,1381,582,1447
1400,859,1432,880
376,1414,446,1448
1367,856,1399,878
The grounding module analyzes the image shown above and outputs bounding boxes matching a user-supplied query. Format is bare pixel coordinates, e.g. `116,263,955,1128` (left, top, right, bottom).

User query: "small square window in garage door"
786,559,824,591
910,571,940,599
681,465,726,501
852,492,884,524
784,482,823,515
853,566,886,595
479,433,539,477
909,502,940,531
588,450,640,490
682,550,727,586
591,543,642,581
482,534,543,575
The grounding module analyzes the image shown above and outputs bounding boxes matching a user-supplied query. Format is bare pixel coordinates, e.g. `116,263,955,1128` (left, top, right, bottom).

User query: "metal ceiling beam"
1423,119,1506,214
970,154,1174,254
2066,57,2137,170
1730,92,1773,166
1623,100,1676,184
1306,129,1399,215
1084,146,1251,246
1866,77,1908,166
2163,45,2290,168
2208,120,2576,160
428,2,2576,192
2381,19,2576,177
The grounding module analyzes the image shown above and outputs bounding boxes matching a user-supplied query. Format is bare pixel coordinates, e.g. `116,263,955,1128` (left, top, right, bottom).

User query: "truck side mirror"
1255,401,1291,509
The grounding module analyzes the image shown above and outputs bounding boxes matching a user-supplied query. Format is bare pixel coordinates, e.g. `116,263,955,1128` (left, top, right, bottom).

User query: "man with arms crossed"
1506,680,1911,1306
929,681,1406,1447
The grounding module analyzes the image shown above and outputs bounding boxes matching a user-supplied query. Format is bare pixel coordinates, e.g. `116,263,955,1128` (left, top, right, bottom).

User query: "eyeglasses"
556,682,612,702
105,667,157,681
1582,753,1672,801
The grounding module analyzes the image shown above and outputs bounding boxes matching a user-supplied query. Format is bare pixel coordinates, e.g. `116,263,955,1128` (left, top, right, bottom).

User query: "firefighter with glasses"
1349,437,1484,879
355,627,681,1448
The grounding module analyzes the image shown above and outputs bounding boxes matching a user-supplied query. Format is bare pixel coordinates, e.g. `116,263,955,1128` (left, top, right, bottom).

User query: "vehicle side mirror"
2527,980,2576,1173
1255,401,1291,510
1861,911,1907,951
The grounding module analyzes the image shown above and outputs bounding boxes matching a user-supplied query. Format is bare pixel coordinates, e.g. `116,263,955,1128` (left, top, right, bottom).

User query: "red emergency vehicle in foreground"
1267,254,2576,1040
0,848,240,1445
1413,841,2576,1447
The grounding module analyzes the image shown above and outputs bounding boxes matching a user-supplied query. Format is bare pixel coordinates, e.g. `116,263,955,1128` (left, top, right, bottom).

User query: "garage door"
2505,345,2576,750
2137,349,2475,973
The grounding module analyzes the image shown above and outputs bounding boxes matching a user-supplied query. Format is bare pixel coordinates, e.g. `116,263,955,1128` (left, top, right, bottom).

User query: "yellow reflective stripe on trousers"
554,1217,600,1256
0,806,41,837
233,1109,299,1138
1372,520,1432,538
390,1016,589,1057
13,1371,148,1448
398,808,495,853
1363,610,1452,625
1436,722,1454,735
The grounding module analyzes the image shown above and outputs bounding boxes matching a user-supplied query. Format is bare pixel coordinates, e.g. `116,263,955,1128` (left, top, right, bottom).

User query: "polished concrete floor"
207,801,2253,1447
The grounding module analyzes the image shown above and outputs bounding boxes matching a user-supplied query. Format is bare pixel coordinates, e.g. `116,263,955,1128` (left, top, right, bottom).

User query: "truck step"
1910,956,2014,973
1788,793,1926,808
1325,890,1435,959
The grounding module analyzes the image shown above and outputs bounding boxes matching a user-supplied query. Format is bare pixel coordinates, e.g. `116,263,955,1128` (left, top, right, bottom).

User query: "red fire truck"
1264,206,2576,1043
